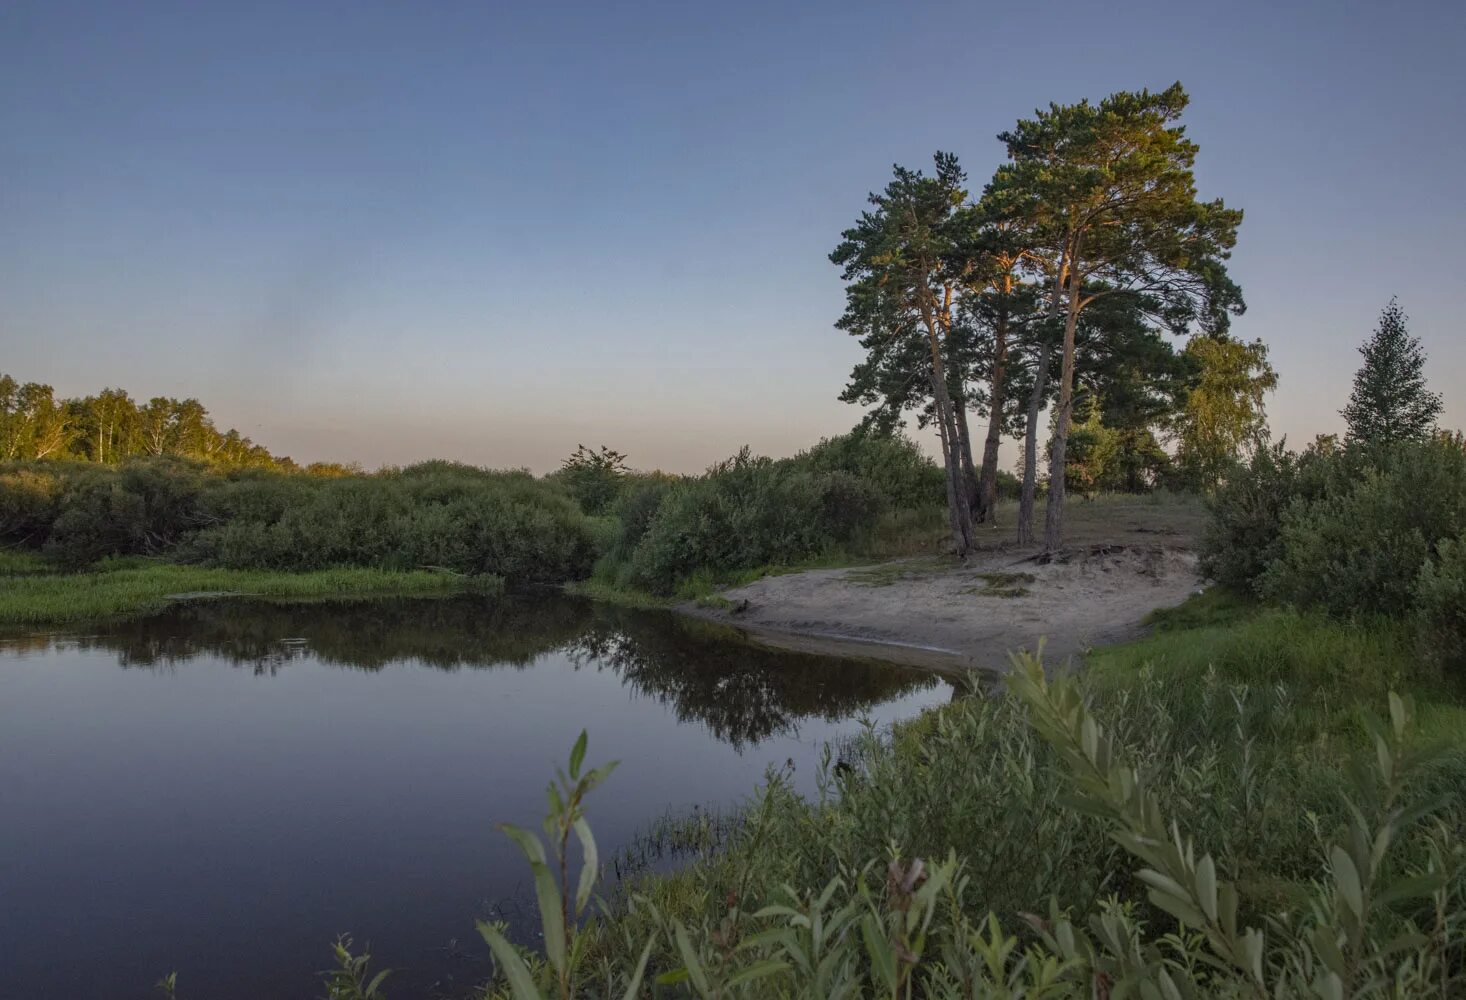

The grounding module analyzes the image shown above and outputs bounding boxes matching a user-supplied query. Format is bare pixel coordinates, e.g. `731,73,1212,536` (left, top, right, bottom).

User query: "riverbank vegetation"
0,430,963,624
291,607,1464,999
0,557,489,627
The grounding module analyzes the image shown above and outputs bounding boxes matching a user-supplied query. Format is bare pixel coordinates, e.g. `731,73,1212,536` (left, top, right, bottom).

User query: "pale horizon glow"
2,1,1462,474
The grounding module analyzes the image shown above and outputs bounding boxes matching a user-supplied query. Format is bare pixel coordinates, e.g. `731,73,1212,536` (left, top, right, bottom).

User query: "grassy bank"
0,555,497,628
455,589,1462,999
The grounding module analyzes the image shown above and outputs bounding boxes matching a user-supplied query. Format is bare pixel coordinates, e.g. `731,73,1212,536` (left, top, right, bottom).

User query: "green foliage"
1202,436,1466,625
1342,299,1443,445
192,464,597,584
597,474,680,568
830,151,979,553
555,445,631,516
795,432,945,510
1171,335,1278,492
46,457,212,568
2,435,948,606
1058,394,1122,496
464,654,1463,999
0,459,599,585
0,372,287,468
1260,437,1466,617
991,83,1246,549
1416,535,1466,677
623,448,884,595
0,561,489,627
1201,442,1316,593
476,733,650,1000
0,465,62,544
1204,433,1466,681
321,937,391,1000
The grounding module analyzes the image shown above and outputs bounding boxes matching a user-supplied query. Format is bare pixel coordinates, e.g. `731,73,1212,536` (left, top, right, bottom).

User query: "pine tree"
1341,298,1442,444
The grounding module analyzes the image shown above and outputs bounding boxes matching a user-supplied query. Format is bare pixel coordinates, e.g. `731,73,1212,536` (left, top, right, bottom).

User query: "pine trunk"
1042,275,1084,555
954,402,981,517
977,295,1010,525
1018,261,1068,546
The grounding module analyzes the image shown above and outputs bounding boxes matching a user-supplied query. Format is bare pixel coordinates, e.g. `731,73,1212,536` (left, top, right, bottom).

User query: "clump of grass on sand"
962,571,1036,598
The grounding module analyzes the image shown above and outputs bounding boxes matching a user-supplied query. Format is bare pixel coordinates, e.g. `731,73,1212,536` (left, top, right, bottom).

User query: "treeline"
833,83,1271,556
0,373,289,469
0,432,952,594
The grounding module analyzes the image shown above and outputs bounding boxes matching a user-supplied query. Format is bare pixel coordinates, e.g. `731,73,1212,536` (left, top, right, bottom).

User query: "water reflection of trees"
568,606,938,748
65,596,593,673
39,596,940,747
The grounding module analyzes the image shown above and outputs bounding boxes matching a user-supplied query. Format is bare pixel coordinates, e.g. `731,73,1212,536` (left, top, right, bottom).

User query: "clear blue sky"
2,0,1462,471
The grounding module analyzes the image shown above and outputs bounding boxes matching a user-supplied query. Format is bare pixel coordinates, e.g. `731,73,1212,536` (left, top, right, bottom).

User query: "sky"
2,0,1463,473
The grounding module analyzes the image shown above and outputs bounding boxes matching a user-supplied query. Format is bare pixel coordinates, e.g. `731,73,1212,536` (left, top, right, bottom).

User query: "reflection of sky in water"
0,597,949,1000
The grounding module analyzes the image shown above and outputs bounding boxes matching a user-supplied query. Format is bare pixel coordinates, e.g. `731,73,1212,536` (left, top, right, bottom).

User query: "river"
0,594,951,998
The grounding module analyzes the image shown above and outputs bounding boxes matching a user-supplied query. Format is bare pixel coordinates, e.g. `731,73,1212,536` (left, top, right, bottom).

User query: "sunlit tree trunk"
1043,268,1085,554
1018,255,1068,546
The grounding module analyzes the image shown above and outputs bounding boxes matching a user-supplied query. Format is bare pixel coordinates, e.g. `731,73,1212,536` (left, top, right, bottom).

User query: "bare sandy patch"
681,544,1201,675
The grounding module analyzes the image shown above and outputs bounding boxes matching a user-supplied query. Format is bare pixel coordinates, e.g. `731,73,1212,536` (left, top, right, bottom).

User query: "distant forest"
0,373,315,472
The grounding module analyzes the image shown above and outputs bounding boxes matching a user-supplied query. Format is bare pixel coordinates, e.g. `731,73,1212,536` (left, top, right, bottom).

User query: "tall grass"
0,559,493,628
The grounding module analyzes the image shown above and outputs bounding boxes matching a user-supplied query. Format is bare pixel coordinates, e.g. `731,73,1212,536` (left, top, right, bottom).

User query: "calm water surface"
0,595,950,998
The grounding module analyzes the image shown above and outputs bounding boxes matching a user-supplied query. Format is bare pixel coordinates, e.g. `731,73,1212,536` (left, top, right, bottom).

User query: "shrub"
1417,534,1466,676
1202,435,1466,620
41,457,210,568
191,467,597,585
552,445,629,515
0,466,62,545
1261,436,1466,616
0,457,601,586
795,431,944,510
449,659,1466,1000
598,474,677,570
626,449,883,594
1200,442,1304,592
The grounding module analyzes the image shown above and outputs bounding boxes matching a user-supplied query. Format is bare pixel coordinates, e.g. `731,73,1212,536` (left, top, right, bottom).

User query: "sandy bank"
681,544,1201,675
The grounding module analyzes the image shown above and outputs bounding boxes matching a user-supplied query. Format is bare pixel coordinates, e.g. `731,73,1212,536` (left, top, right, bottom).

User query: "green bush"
1417,534,1466,676
626,449,883,594
598,474,678,570
1200,442,1306,592
795,431,944,510
190,466,597,585
0,466,62,545
0,458,600,586
1202,436,1466,621
1261,437,1466,617
41,458,210,568
551,445,630,515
